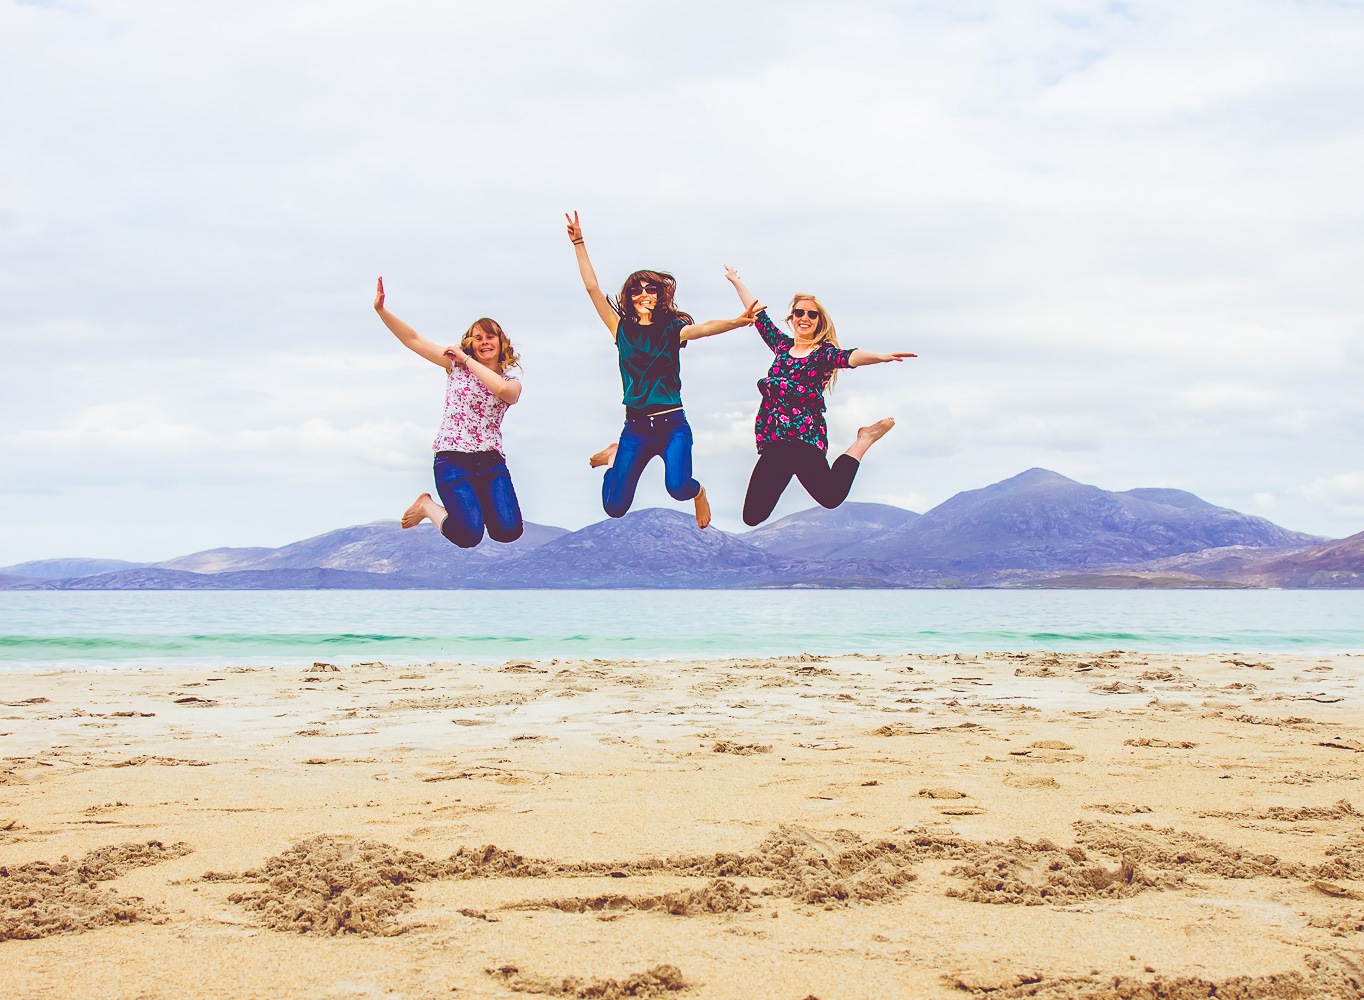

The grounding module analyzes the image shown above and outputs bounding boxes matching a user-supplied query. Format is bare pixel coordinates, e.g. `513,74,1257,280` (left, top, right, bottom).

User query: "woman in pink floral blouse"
373,277,524,548
724,266,916,526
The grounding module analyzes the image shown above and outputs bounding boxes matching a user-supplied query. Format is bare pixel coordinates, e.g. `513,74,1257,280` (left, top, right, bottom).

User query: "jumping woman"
724,266,916,527
373,277,525,547
567,211,759,528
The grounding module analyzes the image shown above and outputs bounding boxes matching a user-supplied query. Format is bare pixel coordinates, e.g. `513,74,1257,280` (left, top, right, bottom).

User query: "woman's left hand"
443,344,469,365
736,300,763,325
881,351,918,362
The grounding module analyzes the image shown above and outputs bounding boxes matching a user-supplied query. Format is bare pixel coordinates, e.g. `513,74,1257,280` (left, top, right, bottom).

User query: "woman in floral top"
725,266,916,526
373,277,525,548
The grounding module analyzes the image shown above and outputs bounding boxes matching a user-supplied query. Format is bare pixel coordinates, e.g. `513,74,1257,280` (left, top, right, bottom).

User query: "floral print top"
753,308,854,453
432,362,518,455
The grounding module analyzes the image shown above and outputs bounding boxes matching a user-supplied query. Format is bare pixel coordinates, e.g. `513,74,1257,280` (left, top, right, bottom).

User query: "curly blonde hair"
786,293,840,391
461,317,521,372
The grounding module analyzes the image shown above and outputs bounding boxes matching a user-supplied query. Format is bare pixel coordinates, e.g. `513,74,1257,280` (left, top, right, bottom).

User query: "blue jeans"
433,451,524,548
602,409,700,518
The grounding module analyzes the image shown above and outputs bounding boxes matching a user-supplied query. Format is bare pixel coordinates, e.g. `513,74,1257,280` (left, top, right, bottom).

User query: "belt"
625,405,684,427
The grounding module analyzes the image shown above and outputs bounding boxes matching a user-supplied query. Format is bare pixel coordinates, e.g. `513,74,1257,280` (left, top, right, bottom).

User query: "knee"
603,502,629,519
742,511,763,527
441,521,483,549
666,481,698,502
487,522,524,543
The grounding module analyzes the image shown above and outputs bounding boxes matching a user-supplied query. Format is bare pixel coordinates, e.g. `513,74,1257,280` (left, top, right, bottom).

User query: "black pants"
742,440,860,526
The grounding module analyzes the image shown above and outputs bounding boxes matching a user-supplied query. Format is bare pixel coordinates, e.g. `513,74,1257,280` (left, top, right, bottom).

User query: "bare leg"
589,442,618,469
693,484,711,529
401,492,448,530
842,417,895,463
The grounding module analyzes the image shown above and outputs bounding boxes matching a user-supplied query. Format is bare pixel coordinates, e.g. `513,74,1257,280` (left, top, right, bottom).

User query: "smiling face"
790,298,822,341
630,280,659,320
461,320,509,371
469,325,501,364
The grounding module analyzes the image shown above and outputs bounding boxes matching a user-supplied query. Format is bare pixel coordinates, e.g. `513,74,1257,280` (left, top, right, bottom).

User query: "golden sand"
2,650,1362,998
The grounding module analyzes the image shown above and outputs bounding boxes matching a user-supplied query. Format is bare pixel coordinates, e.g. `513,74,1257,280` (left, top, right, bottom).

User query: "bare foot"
589,443,618,469
844,418,896,462
693,485,711,529
859,417,896,444
401,493,433,529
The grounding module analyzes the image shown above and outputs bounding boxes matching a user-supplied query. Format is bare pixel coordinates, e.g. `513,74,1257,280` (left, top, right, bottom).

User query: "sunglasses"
632,283,660,296
791,308,821,320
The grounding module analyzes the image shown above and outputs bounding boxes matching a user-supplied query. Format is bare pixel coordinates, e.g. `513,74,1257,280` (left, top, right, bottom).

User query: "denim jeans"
601,409,700,518
433,450,524,548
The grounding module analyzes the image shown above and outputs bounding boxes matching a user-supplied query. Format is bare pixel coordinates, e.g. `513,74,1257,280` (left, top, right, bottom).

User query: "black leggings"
742,439,860,526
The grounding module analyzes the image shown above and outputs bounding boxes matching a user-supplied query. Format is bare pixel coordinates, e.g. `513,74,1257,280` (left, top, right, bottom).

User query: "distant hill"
156,520,566,583
827,469,1320,580
3,468,1353,589
741,502,921,560
0,557,150,580
476,508,780,588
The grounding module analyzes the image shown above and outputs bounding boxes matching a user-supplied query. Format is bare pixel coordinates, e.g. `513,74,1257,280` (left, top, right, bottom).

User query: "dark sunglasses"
792,308,821,320
632,282,660,296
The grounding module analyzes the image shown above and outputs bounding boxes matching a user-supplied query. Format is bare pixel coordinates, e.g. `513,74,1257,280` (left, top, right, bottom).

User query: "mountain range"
2,468,1359,590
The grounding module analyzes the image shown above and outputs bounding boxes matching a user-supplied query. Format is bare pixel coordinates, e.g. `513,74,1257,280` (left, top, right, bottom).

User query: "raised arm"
849,349,918,368
724,265,759,311
679,300,763,343
373,277,452,369
566,211,621,337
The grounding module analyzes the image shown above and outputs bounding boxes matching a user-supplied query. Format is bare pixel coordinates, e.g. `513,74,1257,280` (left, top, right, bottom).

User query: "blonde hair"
461,317,521,372
786,293,841,392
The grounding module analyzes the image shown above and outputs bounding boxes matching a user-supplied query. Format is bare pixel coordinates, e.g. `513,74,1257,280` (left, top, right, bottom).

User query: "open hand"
373,277,385,312
565,210,583,243
881,351,917,362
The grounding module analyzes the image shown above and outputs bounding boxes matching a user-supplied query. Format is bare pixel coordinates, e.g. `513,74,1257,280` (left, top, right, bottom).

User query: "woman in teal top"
566,212,757,528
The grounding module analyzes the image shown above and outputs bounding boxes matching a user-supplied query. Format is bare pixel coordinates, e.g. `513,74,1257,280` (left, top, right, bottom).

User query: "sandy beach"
2,649,1362,998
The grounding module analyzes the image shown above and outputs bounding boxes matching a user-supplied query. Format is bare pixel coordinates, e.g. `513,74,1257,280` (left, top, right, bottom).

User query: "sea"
1,589,1362,672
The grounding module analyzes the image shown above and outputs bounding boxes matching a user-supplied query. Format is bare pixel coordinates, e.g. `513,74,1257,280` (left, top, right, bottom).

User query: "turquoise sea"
1,590,1362,671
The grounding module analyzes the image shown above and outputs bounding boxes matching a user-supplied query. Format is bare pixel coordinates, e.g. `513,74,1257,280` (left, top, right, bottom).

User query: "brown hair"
461,317,521,372
786,293,841,391
611,269,694,327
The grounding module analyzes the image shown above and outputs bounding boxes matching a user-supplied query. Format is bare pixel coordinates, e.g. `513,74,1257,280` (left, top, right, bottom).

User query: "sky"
2,0,1363,565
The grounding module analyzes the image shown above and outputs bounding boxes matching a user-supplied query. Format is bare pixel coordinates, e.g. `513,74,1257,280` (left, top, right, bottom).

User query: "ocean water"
1,589,1362,672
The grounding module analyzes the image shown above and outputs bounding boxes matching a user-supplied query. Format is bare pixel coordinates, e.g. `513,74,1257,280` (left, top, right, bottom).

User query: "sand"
1,649,1362,998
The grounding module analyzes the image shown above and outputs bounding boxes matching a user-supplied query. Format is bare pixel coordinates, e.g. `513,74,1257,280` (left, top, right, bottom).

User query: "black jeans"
742,440,859,526
433,450,524,548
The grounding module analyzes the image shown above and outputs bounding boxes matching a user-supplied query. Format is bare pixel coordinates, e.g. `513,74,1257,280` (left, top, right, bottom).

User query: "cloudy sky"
2,0,1362,565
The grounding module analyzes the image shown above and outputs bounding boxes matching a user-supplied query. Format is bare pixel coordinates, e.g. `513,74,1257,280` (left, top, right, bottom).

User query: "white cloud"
1296,471,1364,521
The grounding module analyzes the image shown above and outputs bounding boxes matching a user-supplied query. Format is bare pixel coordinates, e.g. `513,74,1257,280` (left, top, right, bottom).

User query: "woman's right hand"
373,276,386,312
565,210,583,243
724,264,741,284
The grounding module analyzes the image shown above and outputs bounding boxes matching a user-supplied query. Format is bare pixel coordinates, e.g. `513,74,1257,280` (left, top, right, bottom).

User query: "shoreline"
2,650,1362,997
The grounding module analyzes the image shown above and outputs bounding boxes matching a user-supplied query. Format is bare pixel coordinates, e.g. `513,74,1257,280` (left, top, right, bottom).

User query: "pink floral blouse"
432,363,517,455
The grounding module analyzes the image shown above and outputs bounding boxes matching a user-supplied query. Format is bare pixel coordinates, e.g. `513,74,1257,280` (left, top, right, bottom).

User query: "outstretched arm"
566,211,621,337
679,300,763,343
849,349,917,368
724,265,759,311
374,278,452,369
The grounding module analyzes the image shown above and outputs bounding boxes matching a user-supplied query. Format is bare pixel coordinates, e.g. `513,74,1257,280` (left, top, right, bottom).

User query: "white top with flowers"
431,362,517,455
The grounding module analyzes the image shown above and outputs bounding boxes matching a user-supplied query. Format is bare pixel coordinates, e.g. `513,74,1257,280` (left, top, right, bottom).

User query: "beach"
2,649,1362,998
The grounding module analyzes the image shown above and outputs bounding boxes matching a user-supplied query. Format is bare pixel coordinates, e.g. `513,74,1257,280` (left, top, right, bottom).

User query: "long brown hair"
611,269,694,327
787,293,841,391
460,317,521,371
